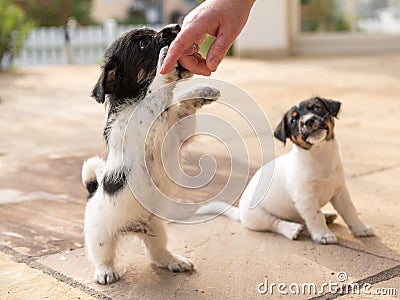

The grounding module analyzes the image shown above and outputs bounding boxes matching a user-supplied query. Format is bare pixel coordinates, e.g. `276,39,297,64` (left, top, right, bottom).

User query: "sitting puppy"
197,97,374,244
82,24,219,284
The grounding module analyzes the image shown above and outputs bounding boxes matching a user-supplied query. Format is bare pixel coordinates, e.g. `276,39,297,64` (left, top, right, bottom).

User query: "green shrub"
0,1,34,70
301,0,350,32
199,35,234,58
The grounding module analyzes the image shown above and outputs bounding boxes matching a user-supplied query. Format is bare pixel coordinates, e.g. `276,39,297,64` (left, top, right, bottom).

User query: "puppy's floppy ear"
274,116,289,146
91,67,116,103
318,98,341,118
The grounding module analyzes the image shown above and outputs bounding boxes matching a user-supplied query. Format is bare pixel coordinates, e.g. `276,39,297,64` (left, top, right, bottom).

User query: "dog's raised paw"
198,86,220,101
94,265,120,285
194,86,221,105
313,232,338,245
159,46,169,64
352,225,374,238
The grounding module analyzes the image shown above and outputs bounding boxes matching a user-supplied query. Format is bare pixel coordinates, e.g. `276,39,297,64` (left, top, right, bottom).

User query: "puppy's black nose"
304,118,315,127
301,117,319,130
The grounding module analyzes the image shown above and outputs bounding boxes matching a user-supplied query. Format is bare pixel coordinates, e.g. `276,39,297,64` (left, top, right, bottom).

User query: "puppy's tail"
195,201,240,221
82,156,105,198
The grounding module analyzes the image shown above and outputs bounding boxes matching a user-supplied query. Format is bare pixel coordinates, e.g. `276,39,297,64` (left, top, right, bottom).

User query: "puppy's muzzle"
300,115,328,135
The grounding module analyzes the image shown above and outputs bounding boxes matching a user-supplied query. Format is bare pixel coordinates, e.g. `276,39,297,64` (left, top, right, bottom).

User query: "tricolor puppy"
82,24,219,284
197,97,374,244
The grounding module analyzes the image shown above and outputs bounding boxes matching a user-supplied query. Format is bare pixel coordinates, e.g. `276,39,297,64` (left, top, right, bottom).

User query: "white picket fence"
15,20,162,66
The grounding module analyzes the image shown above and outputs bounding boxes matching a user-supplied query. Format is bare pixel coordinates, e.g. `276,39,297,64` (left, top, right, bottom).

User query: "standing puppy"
82,24,219,284
197,97,374,244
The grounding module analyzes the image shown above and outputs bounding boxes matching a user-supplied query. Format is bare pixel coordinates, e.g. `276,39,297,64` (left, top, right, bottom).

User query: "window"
300,0,400,34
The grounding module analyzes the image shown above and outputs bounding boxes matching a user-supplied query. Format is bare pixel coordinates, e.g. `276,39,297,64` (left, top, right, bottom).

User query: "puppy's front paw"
352,224,374,238
312,232,338,245
94,265,120,285
186,86,220,107
195,86,221,105
154,253,194,273
159,46,169,65
166,254,194,273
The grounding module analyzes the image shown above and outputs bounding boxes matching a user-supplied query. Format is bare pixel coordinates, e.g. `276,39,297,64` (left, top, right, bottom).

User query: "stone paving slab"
38,218,398,300
0,54,400,299
0,251,94,300
334,167,400,262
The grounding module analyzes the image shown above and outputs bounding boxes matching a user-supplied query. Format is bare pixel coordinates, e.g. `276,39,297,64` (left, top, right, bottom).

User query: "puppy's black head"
92,24,181,104
274,97,341,150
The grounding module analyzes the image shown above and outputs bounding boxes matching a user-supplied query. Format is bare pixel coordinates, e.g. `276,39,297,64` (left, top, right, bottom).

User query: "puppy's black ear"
319,98,341,118
274,116,288,146
91,67,116,103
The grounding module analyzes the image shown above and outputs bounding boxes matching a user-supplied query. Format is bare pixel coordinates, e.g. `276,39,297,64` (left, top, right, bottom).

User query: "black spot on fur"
102,167,130,196
103,113,115,145
86,180,99,198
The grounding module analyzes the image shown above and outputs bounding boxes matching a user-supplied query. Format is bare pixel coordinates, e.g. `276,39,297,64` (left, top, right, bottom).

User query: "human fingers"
160,36,188,74
206,29,236,72
160,0,212,74
178,52,211,76
160,27,205,74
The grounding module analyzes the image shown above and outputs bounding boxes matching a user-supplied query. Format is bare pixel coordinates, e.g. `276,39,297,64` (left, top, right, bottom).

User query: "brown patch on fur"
290,135,312,150
121,219,156,236
325,117,335,141
307,102,314,109
292,111,298,118
165,73,177,83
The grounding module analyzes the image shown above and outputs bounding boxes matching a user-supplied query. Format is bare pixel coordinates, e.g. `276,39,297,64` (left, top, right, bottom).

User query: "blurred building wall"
91,0,196,24
92,0,132,23
163,0,185,23
235,0,289,58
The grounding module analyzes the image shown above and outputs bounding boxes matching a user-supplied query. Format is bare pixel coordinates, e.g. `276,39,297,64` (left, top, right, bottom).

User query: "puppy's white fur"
197,122,373,244
83,47,219,284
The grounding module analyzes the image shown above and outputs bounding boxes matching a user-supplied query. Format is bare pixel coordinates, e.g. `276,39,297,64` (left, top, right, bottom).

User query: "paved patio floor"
0,54,399,299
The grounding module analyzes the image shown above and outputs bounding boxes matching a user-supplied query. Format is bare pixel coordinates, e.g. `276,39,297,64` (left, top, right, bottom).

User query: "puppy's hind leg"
140,217,194,272
85,197,120,284
241,208,304,240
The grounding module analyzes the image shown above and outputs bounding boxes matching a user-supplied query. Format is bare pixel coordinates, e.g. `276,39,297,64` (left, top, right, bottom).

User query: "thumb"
206,31,234,72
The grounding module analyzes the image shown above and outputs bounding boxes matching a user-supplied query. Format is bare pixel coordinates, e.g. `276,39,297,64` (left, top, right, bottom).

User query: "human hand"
160,0,255,76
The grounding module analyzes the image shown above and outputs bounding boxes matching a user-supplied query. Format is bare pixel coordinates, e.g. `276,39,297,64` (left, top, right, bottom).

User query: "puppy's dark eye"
290,112,299,125
139,40,148,50
313,105,322,112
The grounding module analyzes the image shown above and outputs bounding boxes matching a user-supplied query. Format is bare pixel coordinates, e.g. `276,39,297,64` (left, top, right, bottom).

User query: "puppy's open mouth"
305,128,328,144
